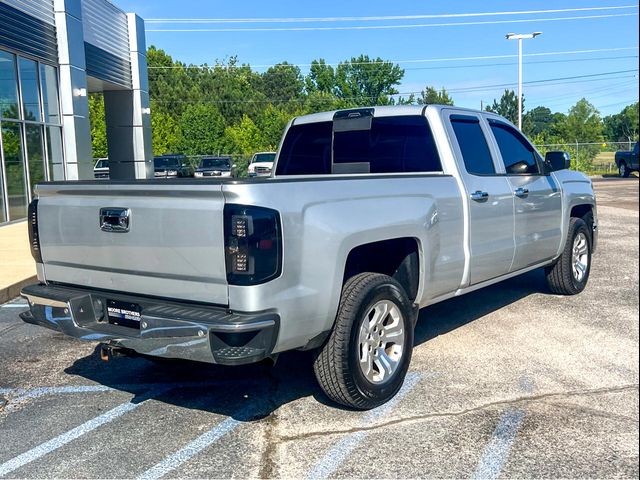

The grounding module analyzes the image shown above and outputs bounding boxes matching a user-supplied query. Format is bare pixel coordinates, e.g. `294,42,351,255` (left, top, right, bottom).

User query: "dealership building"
0,0,152,225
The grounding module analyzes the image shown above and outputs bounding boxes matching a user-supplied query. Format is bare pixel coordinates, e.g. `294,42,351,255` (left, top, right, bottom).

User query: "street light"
506,31,542,130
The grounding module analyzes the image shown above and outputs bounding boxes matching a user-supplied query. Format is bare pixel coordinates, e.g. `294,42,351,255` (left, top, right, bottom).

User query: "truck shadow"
64,269,548,418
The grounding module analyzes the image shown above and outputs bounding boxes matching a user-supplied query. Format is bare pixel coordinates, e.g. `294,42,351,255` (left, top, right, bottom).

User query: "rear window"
276,115,441,175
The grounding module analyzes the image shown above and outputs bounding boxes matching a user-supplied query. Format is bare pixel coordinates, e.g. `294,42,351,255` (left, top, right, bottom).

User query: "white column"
54,0,93,180
104,14,152,180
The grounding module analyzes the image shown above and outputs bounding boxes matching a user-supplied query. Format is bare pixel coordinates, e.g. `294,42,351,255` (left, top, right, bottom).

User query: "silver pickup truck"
21,105,598,409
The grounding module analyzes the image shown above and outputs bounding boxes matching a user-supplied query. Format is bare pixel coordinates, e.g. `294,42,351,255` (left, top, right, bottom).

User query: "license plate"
106,300,141,329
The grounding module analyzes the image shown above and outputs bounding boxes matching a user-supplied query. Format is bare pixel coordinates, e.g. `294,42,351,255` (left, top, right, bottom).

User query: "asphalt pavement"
0,177,638,479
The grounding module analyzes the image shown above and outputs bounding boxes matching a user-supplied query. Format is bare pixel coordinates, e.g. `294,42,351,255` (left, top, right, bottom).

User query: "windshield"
154,157,180,168
95,159,109,169
200,158,231,169
252,153,276,164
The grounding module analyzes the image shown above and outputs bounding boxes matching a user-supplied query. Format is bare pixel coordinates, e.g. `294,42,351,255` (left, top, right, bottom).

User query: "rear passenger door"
445,112,515,286
487,118,562,271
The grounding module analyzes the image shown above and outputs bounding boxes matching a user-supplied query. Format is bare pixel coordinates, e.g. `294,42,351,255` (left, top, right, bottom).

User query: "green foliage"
603,102,639,142
151,107,181,156
88,94,108,158
417,86,454,106
334,55,404,106
178,103,227,155
257,62,304,106
522,106,553,137
485,89,522,125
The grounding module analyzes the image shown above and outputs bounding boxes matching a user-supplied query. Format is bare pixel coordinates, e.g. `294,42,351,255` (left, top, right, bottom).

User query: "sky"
116,0,639,116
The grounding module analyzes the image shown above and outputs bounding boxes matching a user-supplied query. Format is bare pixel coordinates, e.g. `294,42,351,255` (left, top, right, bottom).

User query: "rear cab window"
275,114,442,175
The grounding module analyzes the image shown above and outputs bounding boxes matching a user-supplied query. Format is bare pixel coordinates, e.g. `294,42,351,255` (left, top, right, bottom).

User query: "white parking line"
307,372,422,480
0,304,28,308
471,409,525,480
136,417,242,480
0,389,168,478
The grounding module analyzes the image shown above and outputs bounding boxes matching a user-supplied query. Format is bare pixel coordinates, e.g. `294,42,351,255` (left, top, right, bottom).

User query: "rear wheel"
619,162,630,178
313,273,415,410
545,217,592,295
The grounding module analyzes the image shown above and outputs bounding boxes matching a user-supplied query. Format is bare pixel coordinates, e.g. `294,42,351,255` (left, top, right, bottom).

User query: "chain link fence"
185,154,253,177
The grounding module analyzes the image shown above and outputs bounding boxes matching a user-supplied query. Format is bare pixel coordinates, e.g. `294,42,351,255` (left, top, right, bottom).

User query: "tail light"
224,204,282,285
28,199,43,263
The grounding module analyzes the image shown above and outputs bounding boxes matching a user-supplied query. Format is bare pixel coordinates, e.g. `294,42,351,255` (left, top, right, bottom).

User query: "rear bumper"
20,284,279,365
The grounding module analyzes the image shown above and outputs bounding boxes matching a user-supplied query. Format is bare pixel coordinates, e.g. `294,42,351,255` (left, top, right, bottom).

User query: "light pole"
505,32,542,130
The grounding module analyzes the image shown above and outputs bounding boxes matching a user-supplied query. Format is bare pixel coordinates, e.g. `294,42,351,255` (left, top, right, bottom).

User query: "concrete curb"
0,276,37,305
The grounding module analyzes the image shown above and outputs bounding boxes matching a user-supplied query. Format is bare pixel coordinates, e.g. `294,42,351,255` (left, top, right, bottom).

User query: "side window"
276,122,332,175
333,116,442,173
450,115,496,175
489,121,540,175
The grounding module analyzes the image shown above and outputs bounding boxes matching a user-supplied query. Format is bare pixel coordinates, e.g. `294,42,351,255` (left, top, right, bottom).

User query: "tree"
258,62,304,106
603,102,639,142
485,89,522,125
334,55,404,106
417,86,454,105
224,115,265,155
151,107,181,155
178,104,226,155
522,106,553,137
88,94,108,158
305,59,337,95
557,99,604,170
256,105,296,149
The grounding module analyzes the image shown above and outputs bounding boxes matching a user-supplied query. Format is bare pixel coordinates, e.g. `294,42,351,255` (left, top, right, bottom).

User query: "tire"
313,272,415,410
619,162,630,178
545,217,592,295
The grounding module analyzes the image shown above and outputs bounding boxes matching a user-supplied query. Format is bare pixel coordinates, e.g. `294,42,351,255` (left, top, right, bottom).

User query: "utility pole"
505,32,542,130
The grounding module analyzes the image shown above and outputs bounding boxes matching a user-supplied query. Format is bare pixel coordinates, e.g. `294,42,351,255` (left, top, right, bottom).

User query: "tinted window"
276,122,332,175
489,121,540,175
451,116,495,175
253,153,276,163
333,116,441,173
201,158,231,169
154,157,181,168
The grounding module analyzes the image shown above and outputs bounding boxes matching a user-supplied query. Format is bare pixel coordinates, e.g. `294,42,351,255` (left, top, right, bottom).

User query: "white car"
248,152,276,177
93,158,109,179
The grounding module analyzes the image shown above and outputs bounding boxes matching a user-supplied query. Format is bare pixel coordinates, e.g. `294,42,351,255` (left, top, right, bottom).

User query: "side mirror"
545,151,571,172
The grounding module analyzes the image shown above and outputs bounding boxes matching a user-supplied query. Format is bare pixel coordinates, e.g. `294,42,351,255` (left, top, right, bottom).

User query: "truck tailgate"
36,182,228,305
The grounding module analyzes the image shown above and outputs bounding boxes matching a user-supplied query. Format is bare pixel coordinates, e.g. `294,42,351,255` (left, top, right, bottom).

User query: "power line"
146,46,640,70
145,5,638,24
146,12,638,32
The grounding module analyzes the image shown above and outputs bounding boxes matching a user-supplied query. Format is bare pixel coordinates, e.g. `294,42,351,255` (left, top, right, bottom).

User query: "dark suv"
153,154,193,178
194,157,234,178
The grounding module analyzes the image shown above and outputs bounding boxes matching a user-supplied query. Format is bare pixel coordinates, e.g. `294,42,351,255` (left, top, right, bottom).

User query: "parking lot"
0,177,638,479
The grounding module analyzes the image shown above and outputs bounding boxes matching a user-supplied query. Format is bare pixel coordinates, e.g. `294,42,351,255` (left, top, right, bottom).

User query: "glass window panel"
46,125,65,180
0,50,19,119
19,58,41,122
489,122,539,175
451,116,496,175
276,122,332,175
26,124,45,195
2,122,28,220
40,64,60,124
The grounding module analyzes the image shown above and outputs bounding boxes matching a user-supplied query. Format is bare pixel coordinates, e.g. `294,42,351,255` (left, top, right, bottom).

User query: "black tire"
313,272,415,410
545,217,592,295
619,162,630,178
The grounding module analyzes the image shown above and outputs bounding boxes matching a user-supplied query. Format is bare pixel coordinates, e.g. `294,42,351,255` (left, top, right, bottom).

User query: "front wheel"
313,273,415,410
619,162,630,178
545,217,592,295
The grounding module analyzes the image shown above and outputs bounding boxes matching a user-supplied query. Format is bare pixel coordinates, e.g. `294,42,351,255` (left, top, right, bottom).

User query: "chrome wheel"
619,163,627,177
572,232,589,282
358,300,405,384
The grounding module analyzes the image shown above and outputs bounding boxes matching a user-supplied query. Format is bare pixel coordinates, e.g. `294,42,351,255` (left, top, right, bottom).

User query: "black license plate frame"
106,299,142,329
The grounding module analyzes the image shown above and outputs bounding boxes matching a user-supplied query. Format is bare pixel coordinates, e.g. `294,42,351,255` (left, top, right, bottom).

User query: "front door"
445,111,515,286
487,119,563,271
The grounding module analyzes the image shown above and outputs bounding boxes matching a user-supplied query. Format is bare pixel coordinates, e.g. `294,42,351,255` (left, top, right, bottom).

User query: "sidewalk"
0,221,37,304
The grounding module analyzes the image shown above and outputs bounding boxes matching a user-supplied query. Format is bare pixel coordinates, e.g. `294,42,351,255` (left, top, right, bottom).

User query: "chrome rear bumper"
20,284,279,365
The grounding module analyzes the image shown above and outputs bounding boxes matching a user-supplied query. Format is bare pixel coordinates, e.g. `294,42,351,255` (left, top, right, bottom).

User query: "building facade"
0,0,152,225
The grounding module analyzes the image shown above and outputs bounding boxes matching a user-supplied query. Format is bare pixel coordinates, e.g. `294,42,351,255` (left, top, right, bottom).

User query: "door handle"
514,187,529,198
470,190,489,201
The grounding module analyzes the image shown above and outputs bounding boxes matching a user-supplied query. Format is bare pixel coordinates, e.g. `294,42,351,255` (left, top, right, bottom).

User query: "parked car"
153,154,193,178
21,105,598,409
194,157,233,178
614,142,639,177
93,158,109,179
248,151,276,177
